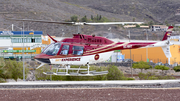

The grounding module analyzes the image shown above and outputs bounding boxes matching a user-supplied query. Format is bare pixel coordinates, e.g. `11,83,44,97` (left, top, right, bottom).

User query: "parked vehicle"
164,63,171,67
172,63,178,67
155,62,164,66
123,59,133,62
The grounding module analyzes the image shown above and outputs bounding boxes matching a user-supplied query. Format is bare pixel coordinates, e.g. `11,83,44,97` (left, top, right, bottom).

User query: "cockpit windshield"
42,43,61,56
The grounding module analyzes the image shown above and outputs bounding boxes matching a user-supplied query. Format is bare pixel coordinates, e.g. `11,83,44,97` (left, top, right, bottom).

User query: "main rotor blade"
85,22,144,25
7,18,144,25
7,18,75,25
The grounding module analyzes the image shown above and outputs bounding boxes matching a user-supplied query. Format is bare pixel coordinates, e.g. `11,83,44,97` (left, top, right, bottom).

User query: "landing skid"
43,71,108,76
43,64,108,76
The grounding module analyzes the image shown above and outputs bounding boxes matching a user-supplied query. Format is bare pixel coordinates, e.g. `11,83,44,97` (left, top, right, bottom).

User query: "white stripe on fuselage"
50,51,114,65
144,41,167,48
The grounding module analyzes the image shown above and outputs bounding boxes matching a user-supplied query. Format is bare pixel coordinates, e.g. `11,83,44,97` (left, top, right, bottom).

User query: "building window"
31,38,35,43
11,38,18,43
27,38,31,43
11,37,42,43
24,38,27,43
19,38,22,43
35,37,42,43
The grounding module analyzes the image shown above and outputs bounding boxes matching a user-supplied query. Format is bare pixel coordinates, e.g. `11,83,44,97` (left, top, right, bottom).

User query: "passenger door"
72,46,84,56
60,45,69,55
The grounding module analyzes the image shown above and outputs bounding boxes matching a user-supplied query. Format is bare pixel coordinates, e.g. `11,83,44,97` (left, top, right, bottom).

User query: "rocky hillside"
0,0,180,39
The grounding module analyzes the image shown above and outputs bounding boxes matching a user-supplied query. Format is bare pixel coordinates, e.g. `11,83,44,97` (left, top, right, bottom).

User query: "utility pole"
108,27,112,38
12,24,14,31
61,29,65,37
77,25,81,34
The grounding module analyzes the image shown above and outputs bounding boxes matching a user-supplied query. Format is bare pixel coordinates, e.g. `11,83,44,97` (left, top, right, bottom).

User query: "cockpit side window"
60,45,69,55
43,43,61,56
72,46,84,55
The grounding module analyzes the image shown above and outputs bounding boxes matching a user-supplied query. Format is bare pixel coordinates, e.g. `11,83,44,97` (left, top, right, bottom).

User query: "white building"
151,25,168,31
0,31,45,58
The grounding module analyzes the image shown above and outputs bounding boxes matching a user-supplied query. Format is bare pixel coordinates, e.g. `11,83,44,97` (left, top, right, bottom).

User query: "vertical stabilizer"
162,26,173,41
161,26,173,64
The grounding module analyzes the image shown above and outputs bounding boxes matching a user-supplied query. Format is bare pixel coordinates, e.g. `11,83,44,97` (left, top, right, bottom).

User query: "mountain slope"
0,0,179,39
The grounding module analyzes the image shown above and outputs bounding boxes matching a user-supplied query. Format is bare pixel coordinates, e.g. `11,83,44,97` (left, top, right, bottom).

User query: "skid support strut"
86,63,91,75
65,65,70,75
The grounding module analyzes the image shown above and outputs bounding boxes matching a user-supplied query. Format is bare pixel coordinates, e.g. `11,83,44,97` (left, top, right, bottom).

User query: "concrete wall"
0,39,11,47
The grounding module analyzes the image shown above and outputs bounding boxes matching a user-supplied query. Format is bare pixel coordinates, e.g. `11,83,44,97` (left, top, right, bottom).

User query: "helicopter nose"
34,54,51,64
35,58,51,64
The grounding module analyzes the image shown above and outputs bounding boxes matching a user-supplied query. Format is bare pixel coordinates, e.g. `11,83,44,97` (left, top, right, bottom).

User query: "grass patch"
138,72,175,80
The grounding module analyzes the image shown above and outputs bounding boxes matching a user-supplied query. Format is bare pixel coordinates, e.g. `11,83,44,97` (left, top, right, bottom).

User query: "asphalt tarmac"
0,80,180,101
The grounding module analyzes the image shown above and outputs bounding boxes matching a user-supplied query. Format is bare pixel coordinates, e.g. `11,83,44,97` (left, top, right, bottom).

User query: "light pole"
108,27,111,36
77,25,81,34
127,30,133,77
14,23,25,81
146,29,148,62
61,29,65,37
13,24,23,59
23,22,25,81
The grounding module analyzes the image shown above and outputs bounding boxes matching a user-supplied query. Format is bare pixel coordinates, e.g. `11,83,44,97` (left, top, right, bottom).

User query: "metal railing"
0,53,37,59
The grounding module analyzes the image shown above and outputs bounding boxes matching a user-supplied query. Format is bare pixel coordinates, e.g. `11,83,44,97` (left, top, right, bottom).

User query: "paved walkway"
1,80,180,86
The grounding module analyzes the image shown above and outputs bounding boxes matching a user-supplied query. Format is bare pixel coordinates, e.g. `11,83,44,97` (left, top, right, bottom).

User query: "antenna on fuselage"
127,30,131,42
77,25,81,34
61,29,65,37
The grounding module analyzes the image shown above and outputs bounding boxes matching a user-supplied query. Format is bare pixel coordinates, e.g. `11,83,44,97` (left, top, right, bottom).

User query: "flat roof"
0,31,43,35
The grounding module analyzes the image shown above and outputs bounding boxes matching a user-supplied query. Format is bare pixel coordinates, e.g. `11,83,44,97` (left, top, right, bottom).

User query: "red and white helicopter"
36,27,173,76
8,19,174,76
